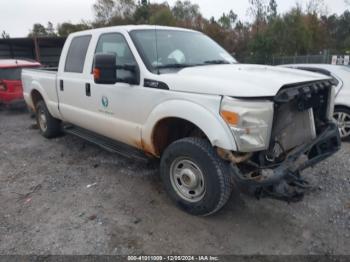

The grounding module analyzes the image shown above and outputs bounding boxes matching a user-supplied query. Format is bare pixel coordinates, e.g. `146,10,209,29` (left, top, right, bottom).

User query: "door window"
65,35,92,73
95,33,138,83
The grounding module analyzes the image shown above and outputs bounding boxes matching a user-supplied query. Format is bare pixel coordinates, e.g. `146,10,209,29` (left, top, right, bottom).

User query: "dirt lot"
0,108,349,255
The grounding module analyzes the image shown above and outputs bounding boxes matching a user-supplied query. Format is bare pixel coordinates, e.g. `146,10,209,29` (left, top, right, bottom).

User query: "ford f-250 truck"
22,25,341,216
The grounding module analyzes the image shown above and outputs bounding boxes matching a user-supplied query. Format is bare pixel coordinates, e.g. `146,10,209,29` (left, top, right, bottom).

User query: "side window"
95,33,137,83
65,35,92,73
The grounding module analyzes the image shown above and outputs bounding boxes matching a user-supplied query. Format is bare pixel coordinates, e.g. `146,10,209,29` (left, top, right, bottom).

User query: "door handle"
59,80,64,91
85,83,91,97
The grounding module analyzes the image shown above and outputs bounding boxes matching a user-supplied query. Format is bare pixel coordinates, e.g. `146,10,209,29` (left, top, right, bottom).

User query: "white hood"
158,64,331,97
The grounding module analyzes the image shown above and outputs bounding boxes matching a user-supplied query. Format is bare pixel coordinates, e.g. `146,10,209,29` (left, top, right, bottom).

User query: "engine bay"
231,79,340,202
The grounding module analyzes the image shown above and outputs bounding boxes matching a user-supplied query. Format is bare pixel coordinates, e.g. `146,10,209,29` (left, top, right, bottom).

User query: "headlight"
220,96,274,152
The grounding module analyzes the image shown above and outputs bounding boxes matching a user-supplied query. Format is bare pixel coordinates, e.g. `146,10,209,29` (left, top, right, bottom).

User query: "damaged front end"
224,80,341,202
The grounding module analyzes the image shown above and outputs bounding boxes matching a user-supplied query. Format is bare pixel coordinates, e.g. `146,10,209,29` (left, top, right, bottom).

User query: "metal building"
0,37,66,67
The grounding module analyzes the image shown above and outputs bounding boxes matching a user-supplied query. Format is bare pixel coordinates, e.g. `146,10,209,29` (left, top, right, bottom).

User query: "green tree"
281,5,311,55
1,31,10,39
133,0,150,24
218,10,237,30
248,0,267,33
93,0,136,24
149,4,176,26
45,0,350,63
28,23,48,37
28,22,58,37
46,22,57,36
172,0,200,22
57,22,91,37
267,0,278,21
335,10,350,52
306,0,327,15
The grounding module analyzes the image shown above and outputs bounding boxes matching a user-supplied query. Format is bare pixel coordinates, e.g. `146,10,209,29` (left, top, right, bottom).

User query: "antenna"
154,25,160,75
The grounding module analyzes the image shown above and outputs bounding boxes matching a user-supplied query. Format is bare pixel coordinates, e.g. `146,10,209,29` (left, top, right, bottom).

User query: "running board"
63,125,150,162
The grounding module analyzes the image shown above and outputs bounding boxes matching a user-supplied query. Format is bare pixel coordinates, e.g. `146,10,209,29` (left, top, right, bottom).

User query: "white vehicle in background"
22,26,341,216
280,64,350,140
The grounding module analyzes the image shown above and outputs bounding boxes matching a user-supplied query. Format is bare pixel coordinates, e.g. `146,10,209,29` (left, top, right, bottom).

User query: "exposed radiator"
271,101,317,153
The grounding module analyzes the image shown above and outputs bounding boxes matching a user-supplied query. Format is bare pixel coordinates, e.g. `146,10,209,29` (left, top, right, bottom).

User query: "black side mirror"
93,53,117,84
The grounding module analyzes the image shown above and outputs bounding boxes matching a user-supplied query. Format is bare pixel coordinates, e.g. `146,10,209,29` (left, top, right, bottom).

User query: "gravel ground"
0,108,349,255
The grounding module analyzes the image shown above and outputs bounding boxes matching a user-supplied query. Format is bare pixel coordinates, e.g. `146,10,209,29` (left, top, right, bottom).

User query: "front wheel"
334,107,350,141
160,138,232,216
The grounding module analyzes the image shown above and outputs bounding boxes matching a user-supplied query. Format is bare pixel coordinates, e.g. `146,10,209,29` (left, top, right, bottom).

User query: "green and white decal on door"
102,96,109,108
99,95,114,115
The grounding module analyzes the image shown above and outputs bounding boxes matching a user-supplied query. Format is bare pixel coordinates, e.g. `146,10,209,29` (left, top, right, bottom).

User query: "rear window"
0,68,22,80
0,67,39,80
65,35,92,73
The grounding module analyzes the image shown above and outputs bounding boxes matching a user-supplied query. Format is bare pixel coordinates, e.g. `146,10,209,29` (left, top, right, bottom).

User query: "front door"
57,35,94,127
88,33,146,147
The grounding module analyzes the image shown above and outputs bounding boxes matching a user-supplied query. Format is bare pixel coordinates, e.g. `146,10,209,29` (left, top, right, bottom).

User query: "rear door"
57,35,93,126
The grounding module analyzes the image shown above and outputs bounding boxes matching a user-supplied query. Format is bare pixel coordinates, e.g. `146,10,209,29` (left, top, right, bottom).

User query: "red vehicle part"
0,59,41,107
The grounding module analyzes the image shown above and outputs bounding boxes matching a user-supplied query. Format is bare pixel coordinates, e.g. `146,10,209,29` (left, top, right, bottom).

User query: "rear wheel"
334,107,350,140
35,100,61,138
160,137,232,216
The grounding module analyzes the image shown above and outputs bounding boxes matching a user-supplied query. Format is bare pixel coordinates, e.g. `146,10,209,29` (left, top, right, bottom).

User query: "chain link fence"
271,54,332,65
236,53,349,66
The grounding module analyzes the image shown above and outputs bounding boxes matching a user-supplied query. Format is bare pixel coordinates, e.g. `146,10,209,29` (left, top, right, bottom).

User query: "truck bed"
22,67,60,118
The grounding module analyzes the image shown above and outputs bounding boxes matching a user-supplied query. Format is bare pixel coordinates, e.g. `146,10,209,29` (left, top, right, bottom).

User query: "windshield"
129,29,237,73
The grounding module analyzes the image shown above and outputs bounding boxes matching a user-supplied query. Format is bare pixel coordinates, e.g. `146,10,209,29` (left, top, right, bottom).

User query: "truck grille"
270,80,333,155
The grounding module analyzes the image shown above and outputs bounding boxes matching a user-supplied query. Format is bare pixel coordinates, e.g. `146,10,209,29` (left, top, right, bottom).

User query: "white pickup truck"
22,25,341,216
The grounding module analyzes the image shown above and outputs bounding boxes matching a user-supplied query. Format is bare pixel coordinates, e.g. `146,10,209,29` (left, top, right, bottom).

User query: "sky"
0,0,348,37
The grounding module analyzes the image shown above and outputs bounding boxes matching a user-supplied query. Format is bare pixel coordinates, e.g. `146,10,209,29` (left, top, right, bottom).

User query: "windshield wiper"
155,63,199,69
203,60,230,65
155,60,230,71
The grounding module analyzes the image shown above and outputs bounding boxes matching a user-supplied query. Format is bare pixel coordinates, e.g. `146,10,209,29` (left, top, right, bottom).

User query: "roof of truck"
69,25,197,37
0,59,41,69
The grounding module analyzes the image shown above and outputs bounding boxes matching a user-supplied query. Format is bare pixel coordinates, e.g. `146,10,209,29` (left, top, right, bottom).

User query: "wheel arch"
31,89,44,109
333,104,350,140
142,100,237,157
334,104,350,111
29,84,59,118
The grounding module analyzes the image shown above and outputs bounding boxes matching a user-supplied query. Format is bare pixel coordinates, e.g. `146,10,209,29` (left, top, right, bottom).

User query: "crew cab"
22,26,340,216
0,59,41,107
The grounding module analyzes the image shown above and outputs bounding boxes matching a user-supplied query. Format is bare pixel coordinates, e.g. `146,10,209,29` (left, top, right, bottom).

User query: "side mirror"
93,53,117,84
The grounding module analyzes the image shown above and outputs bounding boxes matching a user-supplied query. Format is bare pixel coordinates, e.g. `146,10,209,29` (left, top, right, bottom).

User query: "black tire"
35,100,61,138
160,137,232,216
27,106,36,119
334,107,350,141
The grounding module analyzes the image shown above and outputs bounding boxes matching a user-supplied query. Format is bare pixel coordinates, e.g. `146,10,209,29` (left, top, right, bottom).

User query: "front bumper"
232,122,341,201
